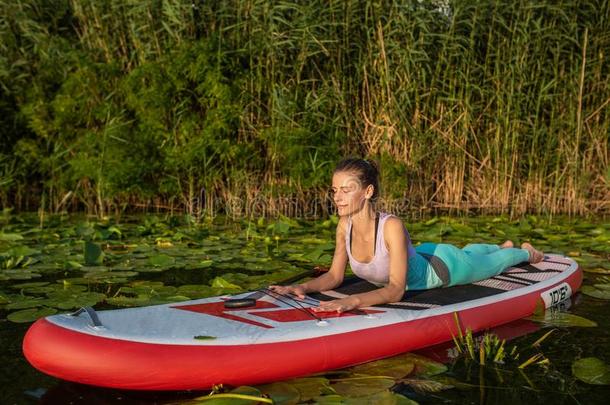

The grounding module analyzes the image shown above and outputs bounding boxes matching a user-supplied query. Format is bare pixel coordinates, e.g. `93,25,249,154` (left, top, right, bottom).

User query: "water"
1,213,609,403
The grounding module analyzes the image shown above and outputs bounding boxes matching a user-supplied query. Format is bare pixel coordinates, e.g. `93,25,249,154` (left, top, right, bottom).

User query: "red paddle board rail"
22,267,582,391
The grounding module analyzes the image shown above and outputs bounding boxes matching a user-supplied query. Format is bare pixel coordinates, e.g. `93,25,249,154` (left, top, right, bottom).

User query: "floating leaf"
0,233,24,241
0,269,41,280
371,353,448,378
5,297,48,310
344,390,416,404
148,254,175,267
256,382,300,405
311,394,344,404
46,289,106,310
194,335,216,340
64,260,83,270
581,285,610,300
8,307,57,323
332,377,395,397
583,267,610,274
285,378,335,402
84,241,104,266
527,311,597,327
194,386,270,404
11,281,49,290
572,357,610,385
350,355,416,379
211,276,241,290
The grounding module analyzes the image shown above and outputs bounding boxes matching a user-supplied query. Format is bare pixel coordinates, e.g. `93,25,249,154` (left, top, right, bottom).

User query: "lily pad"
10,281,50,289
285,378,335,402
581,285,610,300
211,276,242,290
349,355,416,379
194,386,267,404
344,390,416,404
5,297,48,310
0,233,24,241
7,307,57,323
0,269,41,280
572,357,610,385
148,254,175,267
527,311,597,327
64,260,83,270
256,382,300,404
332,377,395,397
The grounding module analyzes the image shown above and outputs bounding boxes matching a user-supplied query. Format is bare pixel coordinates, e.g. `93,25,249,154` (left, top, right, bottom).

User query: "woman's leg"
432,244,530,286
462,243,501,255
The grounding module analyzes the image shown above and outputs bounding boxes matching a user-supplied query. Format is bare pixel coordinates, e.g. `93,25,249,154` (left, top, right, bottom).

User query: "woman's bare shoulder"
384,215,405,231
383,216,407,243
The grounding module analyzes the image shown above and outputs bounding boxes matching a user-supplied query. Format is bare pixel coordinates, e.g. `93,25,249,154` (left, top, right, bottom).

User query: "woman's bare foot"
500,240,514,249
521,242,544,263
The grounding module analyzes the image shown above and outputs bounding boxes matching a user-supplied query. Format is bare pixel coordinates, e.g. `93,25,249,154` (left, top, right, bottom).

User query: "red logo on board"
172,301,384,329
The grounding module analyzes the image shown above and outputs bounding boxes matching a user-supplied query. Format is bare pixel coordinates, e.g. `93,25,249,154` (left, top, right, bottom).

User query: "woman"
269,158,544,313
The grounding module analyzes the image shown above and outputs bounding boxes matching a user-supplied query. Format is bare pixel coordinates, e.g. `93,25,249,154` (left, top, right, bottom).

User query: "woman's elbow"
388,286,405,302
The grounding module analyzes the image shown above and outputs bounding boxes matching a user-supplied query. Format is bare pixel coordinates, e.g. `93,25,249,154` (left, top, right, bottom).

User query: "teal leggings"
414,243,530,287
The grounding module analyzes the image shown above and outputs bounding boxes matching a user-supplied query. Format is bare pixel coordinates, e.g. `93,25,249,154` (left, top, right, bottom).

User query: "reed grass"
0,0,608,217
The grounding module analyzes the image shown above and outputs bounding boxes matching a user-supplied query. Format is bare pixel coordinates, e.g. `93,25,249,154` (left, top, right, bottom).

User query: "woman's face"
331,171,372,217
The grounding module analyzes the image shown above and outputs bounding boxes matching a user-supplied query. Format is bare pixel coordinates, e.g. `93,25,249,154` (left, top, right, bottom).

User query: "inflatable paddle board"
23,254,581,390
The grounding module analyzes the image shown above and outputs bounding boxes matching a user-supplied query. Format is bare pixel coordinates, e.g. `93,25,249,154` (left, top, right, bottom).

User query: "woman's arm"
314,217,408,312
269,216,349,298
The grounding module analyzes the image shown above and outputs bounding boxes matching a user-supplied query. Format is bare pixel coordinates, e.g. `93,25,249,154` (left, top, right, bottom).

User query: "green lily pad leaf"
0,233,24,241
148,254,175,267
46,291,106,310
404,353,447,377
194,335,216,340
11,281,50,289
332,377,395,397
199,259,213,268
572,357,610,385
1,271,39,282
5,297,48,310
84,241,104,266
6,245,41,256
7,307,57,323
344,390,416,404
211,276,241,290
194,386,265,404
311,394,344,404
64,260,83,270
583,267,610,274
527,311,597,327
285,377,335,402
581,285,610,300
256,382,300,405
350,355,416,379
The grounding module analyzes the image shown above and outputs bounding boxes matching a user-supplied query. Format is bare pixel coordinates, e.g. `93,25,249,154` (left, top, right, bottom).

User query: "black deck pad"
308,259,568,310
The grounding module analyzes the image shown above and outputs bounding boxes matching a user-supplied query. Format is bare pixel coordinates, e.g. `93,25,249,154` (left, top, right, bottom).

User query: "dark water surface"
1,213,609,404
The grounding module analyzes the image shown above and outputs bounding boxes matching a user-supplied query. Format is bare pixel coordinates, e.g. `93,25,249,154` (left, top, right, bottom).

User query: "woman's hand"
313,296,360,313
268,284,307,299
